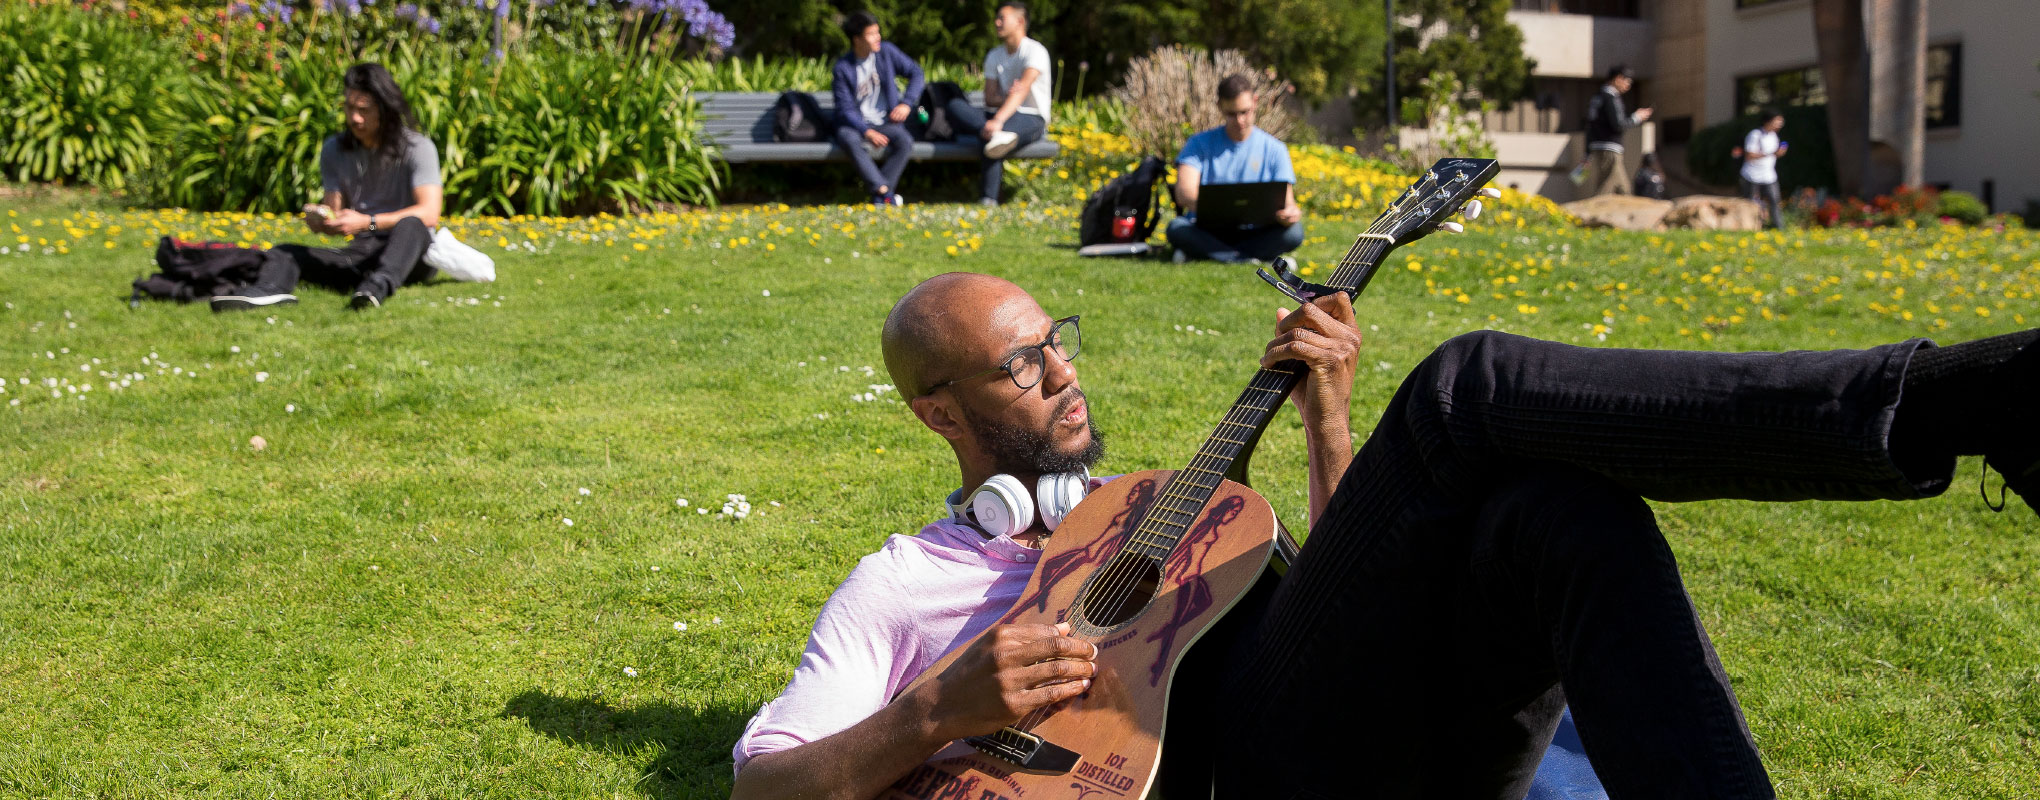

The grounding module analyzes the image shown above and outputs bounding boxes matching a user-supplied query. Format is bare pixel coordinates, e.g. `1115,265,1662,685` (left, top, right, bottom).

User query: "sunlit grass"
2,189,2036,798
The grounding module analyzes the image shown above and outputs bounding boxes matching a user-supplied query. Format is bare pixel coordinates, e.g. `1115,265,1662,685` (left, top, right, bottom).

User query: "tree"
1355,0,1533,128
1811,0,1869,197
715,0,1383,106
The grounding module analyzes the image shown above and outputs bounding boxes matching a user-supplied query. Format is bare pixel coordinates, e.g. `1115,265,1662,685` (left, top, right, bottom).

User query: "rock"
1560,195,1674,231
1664,195,1766,231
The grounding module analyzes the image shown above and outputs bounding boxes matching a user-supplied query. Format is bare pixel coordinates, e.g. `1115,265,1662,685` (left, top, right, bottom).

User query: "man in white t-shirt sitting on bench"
941,0,1050,206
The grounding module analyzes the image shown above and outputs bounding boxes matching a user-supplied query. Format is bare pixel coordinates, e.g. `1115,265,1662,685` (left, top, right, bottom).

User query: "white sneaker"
983,130,1020,159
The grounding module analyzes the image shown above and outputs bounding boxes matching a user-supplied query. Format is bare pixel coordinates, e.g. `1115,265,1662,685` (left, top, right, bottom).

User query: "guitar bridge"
962,727,1082,773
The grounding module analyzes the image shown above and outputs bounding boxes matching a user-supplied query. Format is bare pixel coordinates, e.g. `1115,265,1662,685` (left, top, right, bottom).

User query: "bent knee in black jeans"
257,216,436,295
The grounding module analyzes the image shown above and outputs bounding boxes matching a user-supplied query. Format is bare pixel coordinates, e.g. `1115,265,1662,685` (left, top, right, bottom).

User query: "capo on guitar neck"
1256,257,1352,306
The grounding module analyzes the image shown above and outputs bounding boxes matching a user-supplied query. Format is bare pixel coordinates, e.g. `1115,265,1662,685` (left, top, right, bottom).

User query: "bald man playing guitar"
730,271,2036,800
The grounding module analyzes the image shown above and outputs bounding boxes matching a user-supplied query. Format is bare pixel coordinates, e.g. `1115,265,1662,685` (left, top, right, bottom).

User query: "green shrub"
673,54,981,93
149,38,720,215
0,3,187,190
1687,105,1836,194
1936,190,1987,225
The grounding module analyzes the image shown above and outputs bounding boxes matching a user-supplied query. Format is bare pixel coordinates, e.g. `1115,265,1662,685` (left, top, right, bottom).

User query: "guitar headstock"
1370,158,1502,246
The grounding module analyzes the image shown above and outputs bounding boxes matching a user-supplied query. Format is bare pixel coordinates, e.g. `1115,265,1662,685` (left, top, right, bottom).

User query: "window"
1735,66,1827,118
1510,0,1640,16
1925,42,1961,128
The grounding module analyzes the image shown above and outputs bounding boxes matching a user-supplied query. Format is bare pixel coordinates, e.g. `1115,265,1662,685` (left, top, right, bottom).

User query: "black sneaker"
210,286,297,312
1982,338,2038,518
349,278,390,310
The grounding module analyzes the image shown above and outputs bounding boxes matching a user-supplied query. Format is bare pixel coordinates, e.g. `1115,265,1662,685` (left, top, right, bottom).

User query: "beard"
962,388,1106,475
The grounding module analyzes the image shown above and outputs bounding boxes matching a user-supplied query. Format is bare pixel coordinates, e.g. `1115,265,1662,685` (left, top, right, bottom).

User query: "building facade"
1490,0,2040,216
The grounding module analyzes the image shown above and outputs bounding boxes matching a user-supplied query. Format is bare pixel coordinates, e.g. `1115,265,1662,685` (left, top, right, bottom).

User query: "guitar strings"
1004,173,1462,741
1065,209,1407,657
1068,192,1421,641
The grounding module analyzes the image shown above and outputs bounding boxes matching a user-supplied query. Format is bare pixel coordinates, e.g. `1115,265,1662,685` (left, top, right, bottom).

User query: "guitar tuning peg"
1438,221,1465,234
1460,199,1484,220
1477,187,1502,199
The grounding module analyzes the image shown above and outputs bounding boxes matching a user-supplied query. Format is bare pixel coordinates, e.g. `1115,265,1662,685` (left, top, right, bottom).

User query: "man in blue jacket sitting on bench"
831,11,924,207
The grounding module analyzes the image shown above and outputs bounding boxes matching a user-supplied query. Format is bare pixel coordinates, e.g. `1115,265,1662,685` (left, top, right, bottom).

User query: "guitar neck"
1118,237,1395,561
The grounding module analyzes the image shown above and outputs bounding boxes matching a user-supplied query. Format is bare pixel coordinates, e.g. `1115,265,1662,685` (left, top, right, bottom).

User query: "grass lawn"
2,191,2036,799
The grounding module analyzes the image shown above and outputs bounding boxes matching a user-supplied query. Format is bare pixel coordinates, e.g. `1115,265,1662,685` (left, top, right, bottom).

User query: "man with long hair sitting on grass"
212,62,443,312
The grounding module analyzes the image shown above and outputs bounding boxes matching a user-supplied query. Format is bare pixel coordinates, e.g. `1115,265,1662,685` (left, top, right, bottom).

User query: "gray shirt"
855,53,885,126
319,129,441,215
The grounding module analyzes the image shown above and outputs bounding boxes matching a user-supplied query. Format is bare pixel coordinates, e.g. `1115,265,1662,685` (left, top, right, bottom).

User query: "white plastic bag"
423,227,496,282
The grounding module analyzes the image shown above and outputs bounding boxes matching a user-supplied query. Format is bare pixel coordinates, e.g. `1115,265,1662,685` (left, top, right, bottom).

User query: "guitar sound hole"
1081,557,1162,628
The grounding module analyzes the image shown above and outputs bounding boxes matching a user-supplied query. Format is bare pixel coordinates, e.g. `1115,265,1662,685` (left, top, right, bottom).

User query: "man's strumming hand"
921,622,1095,742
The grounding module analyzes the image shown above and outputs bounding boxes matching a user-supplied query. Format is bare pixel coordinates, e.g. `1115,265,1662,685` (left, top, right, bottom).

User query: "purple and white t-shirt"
731,477,1111,772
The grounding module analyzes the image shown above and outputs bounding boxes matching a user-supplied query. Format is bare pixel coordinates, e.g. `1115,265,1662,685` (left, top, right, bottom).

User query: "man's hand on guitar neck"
1264,293,1362,526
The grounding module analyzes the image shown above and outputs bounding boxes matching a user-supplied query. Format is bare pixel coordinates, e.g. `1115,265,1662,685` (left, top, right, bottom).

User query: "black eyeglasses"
921,315,1081,396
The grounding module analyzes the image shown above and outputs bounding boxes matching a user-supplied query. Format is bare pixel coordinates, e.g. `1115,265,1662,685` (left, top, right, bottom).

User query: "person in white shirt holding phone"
1741,109,1788,229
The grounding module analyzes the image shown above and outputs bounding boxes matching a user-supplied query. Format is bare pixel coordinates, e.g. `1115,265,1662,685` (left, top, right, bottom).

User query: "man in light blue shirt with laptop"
1167,74,1304,264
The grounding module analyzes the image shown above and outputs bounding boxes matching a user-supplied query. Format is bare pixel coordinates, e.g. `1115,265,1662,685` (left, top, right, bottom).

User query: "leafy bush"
674,54,981,93
1687,105,1835,194
150,37,720,215
0,2,187,190
1936,190,1987,225
1112,46,1297,158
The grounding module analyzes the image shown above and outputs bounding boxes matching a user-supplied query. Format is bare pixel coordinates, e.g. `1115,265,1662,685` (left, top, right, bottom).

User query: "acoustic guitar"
881,158,1503,800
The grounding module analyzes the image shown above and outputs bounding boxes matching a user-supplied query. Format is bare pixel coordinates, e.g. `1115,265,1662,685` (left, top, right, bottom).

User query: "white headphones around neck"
945,467,1091,539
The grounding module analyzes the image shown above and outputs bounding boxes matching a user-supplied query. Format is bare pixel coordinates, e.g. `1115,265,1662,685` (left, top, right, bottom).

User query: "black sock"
1892,329,2040,460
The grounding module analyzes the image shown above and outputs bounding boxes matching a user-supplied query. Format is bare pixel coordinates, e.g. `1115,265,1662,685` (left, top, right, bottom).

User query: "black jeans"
257,216,436,296
1164,216,1305,263
1182,331,1939,799
941,99,1046,202
835,121,913,197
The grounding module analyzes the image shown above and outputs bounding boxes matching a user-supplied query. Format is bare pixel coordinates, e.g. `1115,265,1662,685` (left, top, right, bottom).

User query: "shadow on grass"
502,689,754,800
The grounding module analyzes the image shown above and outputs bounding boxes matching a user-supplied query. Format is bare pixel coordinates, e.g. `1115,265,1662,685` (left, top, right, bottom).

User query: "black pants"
257,216,435,296
835,121,913,197
941,99,1046,202
1164,216,1306,263
1185,331,1938,799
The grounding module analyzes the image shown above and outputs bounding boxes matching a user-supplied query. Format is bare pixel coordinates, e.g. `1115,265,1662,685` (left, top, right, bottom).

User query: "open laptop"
1194,181,1288,233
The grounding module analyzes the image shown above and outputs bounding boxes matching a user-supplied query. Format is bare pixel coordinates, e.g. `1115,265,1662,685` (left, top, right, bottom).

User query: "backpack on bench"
771,91,829,143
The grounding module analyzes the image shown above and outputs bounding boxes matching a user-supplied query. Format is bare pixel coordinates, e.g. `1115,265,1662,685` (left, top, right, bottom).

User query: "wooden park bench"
697,91,1061,163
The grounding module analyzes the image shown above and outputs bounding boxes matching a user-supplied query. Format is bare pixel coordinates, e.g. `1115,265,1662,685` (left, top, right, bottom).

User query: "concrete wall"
1509,10,1659,79
1698,0,2040,211
1919,0,2040,214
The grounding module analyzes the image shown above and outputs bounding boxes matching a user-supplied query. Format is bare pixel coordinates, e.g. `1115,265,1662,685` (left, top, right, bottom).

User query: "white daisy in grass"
578,487,591,496
562,518,574,527
674,621,688,632
623,666,639,678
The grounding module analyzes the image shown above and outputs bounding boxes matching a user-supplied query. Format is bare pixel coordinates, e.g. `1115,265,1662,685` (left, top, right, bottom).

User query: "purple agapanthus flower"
258,0,294,23
426,18,441,33
227,2,252,17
